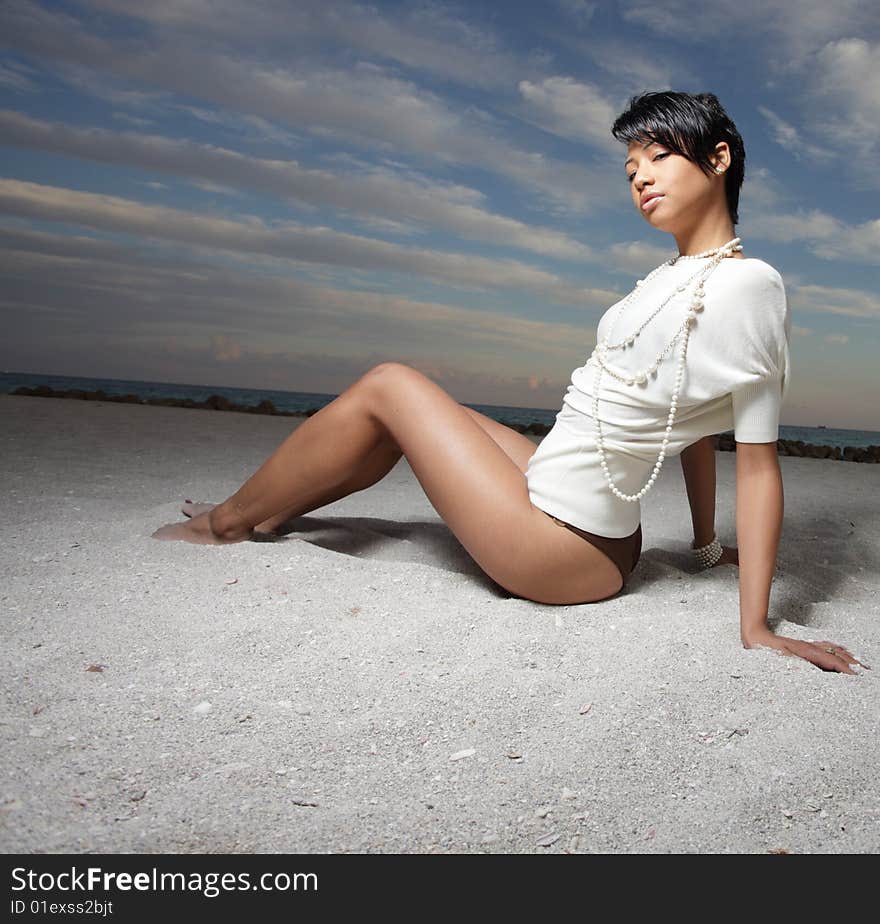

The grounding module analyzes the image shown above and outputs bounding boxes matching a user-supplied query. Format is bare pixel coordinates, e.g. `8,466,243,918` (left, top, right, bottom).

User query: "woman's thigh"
356,363,623,604
460,405,539,475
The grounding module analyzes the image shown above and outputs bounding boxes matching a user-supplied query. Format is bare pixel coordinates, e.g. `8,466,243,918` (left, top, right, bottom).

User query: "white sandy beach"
1,393,878,854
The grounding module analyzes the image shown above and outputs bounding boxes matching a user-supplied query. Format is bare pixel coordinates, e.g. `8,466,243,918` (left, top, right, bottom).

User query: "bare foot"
152,509,253,544
181,500,216,519
182,499,280,536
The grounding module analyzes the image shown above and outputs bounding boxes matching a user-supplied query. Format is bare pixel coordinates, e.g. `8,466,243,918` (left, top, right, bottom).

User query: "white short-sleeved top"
537,256,791,537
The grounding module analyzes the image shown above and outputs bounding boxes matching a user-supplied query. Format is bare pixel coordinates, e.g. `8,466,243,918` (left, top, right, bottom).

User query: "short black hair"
612,91,746,225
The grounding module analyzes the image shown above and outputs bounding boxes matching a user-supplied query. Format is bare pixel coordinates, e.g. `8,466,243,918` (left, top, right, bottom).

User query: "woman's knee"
363,361,410,380
357,362,423,410
356,361,407,394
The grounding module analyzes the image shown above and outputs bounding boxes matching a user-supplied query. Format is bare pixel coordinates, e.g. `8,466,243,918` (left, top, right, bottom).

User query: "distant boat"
818,425,827,428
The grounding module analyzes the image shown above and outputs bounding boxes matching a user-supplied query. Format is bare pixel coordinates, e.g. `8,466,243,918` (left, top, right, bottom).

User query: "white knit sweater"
544,256,791,537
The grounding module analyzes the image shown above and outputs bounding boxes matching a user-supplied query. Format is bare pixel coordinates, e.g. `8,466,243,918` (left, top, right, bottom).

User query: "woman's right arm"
680,436,717,548
680,436,738,566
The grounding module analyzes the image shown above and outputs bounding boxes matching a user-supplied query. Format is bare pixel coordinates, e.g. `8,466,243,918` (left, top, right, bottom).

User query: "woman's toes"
182,501,216,518
152,522,190,541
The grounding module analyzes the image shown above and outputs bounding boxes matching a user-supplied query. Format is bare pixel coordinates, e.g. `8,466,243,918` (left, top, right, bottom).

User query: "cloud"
561,36,678,91
604,240,675,276
756,106,833,163
516,77,621,151
0,109,595,260
806,38,880,179
0,223,604,405
111,111,155,128
813,38,880,124
0,2,616,215
0,179,620,306
746,208,880,265
0,61,37,91
211,334,242,361
554,1,597,27
83,0,525,91
791,324,813,337
0,224,601,349
737,166,787,211
620,0,875,54
789,283,880,321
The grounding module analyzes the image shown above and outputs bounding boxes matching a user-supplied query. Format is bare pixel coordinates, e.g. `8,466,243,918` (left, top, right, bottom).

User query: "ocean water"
2,371,878,451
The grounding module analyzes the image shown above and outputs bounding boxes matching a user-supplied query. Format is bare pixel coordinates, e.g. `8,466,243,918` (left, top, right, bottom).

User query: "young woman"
153,91,864,676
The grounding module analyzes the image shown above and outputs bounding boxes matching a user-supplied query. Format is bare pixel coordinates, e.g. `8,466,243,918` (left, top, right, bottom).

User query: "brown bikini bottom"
545,514,642,589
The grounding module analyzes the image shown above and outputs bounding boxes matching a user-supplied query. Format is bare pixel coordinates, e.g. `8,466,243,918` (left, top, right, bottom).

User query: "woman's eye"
627,152,669,183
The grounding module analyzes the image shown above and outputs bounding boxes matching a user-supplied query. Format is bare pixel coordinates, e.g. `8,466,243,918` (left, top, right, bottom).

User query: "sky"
0,0,877,429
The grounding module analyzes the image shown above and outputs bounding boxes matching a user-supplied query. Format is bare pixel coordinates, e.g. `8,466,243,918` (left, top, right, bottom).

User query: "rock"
203,394,233,411
535,832,561,847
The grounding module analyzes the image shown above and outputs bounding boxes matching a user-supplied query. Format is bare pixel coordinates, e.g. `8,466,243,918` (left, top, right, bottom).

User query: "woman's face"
625,138,717,230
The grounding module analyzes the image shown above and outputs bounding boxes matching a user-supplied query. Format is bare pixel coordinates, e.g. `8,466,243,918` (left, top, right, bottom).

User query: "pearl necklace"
590,236,743,503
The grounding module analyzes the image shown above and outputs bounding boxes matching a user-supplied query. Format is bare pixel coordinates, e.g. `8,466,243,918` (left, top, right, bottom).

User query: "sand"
1,393,877,854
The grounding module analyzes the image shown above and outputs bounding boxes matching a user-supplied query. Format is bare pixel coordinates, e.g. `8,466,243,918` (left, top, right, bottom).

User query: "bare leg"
178,405,536,533
178,437,402,534
153,363,623,604
153,379,399,543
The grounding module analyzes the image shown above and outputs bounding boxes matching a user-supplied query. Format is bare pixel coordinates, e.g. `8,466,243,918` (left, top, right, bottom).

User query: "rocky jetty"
11,384,319,418
503,419,880,464
10,385,878,462
713,431,879,463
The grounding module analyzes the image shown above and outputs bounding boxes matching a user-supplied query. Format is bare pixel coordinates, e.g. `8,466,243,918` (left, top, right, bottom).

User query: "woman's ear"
712,141,731,173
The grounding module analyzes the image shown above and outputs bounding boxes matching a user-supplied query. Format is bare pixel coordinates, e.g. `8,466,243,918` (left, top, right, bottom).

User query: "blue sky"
0,0,877,429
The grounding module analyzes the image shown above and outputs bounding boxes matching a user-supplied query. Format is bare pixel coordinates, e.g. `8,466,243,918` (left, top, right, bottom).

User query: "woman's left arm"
735,441,783,640
735,441,866,674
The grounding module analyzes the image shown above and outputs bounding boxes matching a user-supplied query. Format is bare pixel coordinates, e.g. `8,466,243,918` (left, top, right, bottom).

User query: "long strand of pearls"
592,236,742,503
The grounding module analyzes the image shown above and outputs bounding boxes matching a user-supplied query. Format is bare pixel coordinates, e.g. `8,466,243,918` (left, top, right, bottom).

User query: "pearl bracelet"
692,534,723,569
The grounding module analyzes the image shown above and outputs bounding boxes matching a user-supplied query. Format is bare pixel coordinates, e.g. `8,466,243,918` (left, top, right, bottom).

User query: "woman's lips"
642,194,665,212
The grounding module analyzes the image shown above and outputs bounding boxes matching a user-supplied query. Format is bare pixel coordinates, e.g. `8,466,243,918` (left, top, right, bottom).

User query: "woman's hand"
742,628,870,675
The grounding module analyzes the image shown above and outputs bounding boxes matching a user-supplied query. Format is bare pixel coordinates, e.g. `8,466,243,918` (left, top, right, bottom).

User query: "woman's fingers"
794,641,856,675
750,633,867,675
810,640,871,671
774,639,852,674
